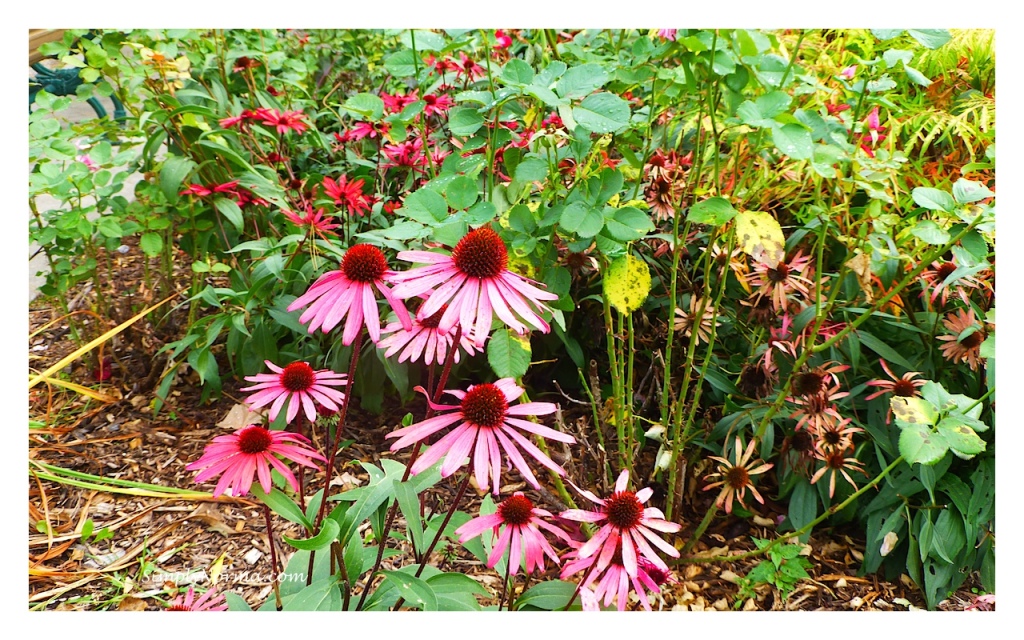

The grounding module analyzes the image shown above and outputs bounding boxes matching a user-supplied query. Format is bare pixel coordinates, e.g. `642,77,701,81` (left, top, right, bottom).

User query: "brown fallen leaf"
218,403,267,431
187,503,238,536
117,597,148,611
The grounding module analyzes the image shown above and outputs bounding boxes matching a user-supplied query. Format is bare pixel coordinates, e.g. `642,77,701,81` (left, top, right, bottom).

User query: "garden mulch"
27,242,985,612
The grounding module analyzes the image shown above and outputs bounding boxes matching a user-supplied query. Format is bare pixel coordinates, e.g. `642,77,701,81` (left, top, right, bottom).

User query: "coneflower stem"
308,329,365,585
263,504,283,610
355,326,462,610
563,558,600,611
392,471,472,610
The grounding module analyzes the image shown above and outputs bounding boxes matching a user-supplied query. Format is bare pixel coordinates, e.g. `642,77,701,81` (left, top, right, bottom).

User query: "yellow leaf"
210,553,227,585
603,254,651,314
890,396,938,426
734,210,785,267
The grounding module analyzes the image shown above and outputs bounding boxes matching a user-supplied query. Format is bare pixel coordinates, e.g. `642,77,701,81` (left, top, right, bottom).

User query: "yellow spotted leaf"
603,254,651,314
890,396,938,426
734,210,785,267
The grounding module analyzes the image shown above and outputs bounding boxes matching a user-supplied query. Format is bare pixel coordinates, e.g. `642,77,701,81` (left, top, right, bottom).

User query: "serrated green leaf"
559,202,603,237
487,329,531,379
139,232,163,257
910,220,950,245
445,175,478,210
935,418,986,457
556,63,608,100
912,187,956,212
447,106,485,136
688,197,738,225
501,58,534,85
898,424,948,466
952,178,994,204
573,92,630,134
343,93,385,121
771,123,813,160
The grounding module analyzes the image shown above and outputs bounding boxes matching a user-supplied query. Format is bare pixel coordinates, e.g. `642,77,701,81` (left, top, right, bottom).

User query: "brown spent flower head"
703,437,774,514
936,307,987,371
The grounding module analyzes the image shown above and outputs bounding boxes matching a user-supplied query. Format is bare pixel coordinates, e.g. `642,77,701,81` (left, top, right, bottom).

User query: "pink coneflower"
422,92,454,117
219,108,263,130
282,204,340,238
385,378,572,493
560,470,681,579
789,382,848,434
187,425,326,497
560,542,667,611
493,30,513,49
166,585,228,611
454,51,485,79
815,418,863,455
322,175,371,217
390,227,558,348
377,303,478,365
259,108,308,135
382,90,419,114
455,492,571,576
287,244,412,345
240,360,347,424
656,29,678,41
381,137,427,172
747,251,814,313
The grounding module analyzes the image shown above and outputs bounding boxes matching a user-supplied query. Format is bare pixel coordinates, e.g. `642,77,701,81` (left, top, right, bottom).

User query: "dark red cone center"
767,262,790,283
460,383,508,429
342,244,388,283
498,494,534,526
237,426,273,454
792,371,825,396
452,228,508,279
726,466,750,490
419,304,448,329
604,491,644,529
892,379,918,397
280,362,316,392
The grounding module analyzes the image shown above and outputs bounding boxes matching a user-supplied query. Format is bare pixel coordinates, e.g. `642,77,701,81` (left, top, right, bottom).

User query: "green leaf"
930,508,965,564
401,188,448,223
903,65,932,87
572,92,631,134
394,481,424,554
224,592,253,611
908,29,952,49
935,417,986,458
343,93,385,121
251,485,313,531
898,424,949,466
426,573,489,598
771,123,813,160
139,232,163,257
398,29,445,51
912,187,956,212
786,477,818,542
755,91,792,118
952,178,994,204
380,571,437,611
687,197,738,225
487,329,531,379
514,580,580,611
213,197,244,233
891,396,939,427
559,202,604,237
283,578,342,611
871,29,904,40
910,220,950,245
501,58,534,85
445,175,478,210
882,49,914,68
282,518,340,551
159,156,196,203
514,157,549,183
384,49,417,77
603,206,653,242
447,106,485,136
556,63,608,99
855,330,915,371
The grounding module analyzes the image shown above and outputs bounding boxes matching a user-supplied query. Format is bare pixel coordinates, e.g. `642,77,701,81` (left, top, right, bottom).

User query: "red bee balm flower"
287,244,412,345
322,175,371,217
386,378,573,493
187,425,326,497
240,360,347,424
259,108,308,135
390,227,558,348
561,470,681,579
